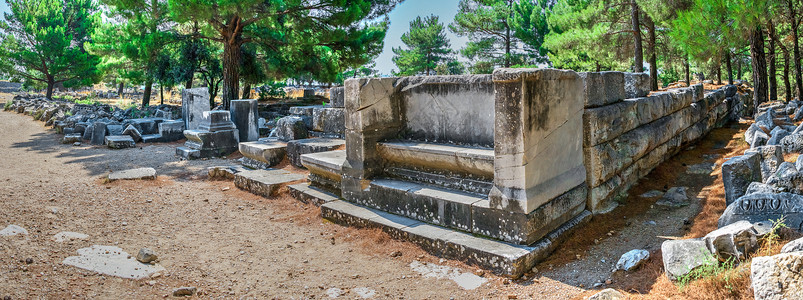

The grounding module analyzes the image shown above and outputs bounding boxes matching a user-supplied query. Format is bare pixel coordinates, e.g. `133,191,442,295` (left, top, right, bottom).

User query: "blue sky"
373,0,468,75
0,0,465,75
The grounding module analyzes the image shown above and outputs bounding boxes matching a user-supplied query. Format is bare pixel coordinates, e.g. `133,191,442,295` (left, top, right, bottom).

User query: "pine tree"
89,0,175,107
392,15,452,76
0,0,102,99
168,0,400,109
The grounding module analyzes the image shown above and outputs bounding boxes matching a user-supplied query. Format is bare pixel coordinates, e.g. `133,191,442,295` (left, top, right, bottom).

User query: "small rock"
0,225,28,236
136,248,158,264
639,190,663,198
172,286,196,297
25,258,33,264
390,251,402,257
73,142,81,146
655,187,690,208
615,249,649,271
588,288,625,300
782,236,803,253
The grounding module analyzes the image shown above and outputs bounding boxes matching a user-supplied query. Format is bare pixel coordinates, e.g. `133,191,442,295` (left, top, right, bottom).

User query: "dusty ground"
0,91,754,299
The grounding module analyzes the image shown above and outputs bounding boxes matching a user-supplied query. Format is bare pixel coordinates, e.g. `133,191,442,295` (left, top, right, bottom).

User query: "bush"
258,81,287,100
4,100,12,110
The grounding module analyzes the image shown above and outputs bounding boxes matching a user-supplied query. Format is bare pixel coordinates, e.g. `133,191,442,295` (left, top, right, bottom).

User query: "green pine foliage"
392,15,453,76
0,0,102,99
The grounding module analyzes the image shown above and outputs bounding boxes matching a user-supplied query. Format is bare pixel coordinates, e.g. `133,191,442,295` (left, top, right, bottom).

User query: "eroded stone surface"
0,225,28,236
752,252,803,300
53,231,88,242
661,238,717,281
108,167,156,181
62,245,165,280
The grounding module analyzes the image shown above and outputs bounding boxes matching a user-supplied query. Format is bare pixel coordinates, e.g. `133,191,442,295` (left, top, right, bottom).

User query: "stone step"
361,179,487,232
377,141,494,180
288,183,339,206
234,169,306,197
384,166,493,195
321,200,591,277
239,141,287,169
300,150,345,191
175,146,200,159
287,138,345,168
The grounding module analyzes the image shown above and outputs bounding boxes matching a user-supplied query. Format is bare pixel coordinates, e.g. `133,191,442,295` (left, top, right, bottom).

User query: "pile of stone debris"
3,94,184,149
649,101,803,300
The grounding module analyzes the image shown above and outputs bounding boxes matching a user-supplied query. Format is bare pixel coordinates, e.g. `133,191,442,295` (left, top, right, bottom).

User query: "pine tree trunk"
117,82,123,98
242,82,251,99
791,0,803,99
631,1,643,72
737,55,742,79
785,50,792,101
222,40,241,110
716,62,722,85
143,78,153,107
160,85,164,105
646,14,658,90
685,59,690,86
751,26,769,109
768,21,778,101
726,51,733,85
46,78,54,100
185,73,194,89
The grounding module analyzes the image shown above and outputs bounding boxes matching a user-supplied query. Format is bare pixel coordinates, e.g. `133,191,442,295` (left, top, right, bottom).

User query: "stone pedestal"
176,111,239,159
181,88,210,131
230,99,259,142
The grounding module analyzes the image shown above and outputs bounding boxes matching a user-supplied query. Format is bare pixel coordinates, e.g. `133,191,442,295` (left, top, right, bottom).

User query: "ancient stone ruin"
274,68,752,276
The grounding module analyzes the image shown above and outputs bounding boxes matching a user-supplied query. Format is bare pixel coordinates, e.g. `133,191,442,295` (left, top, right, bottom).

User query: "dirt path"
0,97,748,299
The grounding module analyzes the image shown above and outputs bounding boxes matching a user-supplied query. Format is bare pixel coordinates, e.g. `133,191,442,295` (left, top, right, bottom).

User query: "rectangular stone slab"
108,168,156,181
288,183,339,206
239,141,287,169
300,149,345,185
321,200,591,277
233,169,305,198
377,141,494,179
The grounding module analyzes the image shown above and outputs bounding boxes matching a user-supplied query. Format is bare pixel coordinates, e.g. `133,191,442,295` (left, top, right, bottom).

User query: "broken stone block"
122,125,142,142
177,111,239,159
90,122,108,145
745,182,775,195
703,220,760,261
230,99,259,142
173,287,196,297
766,161,803,193
311,107,345,134
106,124,124,136
661,238,717,281
781,133,803,153
275,116,309,142
105,135,135,149
751,252,803,300
181,87,211,130
238,141,286,169
615,249,649,271
329,86,344,108
747,145,785,182
655,187,690,207
719,192,803,229
286,138,345,168
752,131,770,148
158,120,185,142
578,71,625,108
624,72,650,98
108,167,156,181
782,236,803,253
768,127,790,145
721,152,762,205
61,134,82,144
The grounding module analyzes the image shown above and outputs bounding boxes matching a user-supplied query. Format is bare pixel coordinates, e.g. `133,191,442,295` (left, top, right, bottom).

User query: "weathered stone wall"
582,74,749,213
398,75,495,146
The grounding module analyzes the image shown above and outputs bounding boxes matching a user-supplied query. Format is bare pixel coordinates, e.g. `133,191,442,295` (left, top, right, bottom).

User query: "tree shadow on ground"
10,128,236,178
